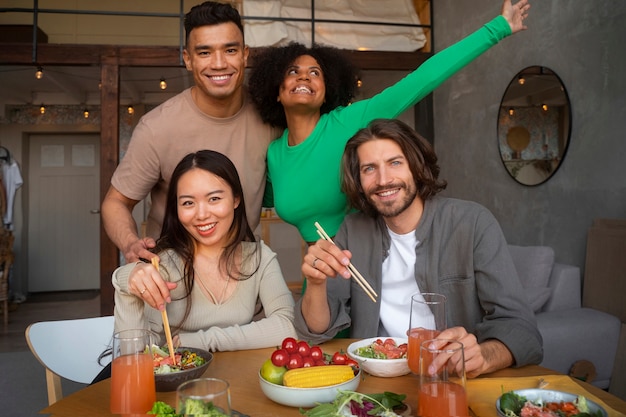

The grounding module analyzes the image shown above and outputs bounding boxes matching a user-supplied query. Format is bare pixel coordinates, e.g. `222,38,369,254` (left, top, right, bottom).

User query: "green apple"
260,359,287,385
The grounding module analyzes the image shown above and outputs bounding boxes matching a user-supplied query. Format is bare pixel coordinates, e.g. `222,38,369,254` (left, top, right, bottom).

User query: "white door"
28,134,100,292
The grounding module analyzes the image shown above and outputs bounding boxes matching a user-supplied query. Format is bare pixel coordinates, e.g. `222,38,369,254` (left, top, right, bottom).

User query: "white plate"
495,388,607,417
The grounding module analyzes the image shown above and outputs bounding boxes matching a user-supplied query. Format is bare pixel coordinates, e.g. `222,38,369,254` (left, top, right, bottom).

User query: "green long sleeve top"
266,16,511,242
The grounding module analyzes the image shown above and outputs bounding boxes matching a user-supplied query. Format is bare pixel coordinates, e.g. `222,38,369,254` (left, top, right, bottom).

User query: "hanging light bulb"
35,66,43,79
83,108,90,119
356,78,363,88
508,108,515,116
518,75,525,85
127,105,134,115
39,104,46,114
542,104,548,112
159,78,167,90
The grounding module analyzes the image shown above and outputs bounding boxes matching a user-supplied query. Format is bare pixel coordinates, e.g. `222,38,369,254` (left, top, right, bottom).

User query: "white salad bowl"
347,337,410,378
258,368,361,408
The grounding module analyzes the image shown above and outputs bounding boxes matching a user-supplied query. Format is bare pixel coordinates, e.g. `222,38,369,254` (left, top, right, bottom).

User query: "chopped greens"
300,390,406,417
148,400,229,417
499,390,604,417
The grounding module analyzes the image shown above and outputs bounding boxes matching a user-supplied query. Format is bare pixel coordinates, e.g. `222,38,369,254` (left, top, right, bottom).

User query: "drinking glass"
110,329,156,415
418,339,468,417
177,377,232,416
407,292,446,373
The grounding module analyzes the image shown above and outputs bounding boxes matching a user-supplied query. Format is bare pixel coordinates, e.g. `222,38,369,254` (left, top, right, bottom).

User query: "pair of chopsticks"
151,258,177,365
314,222,378,303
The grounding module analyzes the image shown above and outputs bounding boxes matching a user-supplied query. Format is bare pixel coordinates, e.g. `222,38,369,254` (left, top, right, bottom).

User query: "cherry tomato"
332,352,347,365
281,337,298,354
302,356,315,368
287,353,303,369
296,341,311,357
346,358,359,368
314,359,327,367
309,346,323,361
271,348,289,367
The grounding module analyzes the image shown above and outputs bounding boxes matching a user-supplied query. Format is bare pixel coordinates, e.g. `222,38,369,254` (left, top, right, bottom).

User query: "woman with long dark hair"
112,150,296,351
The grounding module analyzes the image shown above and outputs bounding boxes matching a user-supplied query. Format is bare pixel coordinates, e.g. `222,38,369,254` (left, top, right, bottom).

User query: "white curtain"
243,0,426,51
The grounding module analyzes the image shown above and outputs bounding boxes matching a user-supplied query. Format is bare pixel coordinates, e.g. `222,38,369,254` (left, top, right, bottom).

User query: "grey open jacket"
294,196,543,367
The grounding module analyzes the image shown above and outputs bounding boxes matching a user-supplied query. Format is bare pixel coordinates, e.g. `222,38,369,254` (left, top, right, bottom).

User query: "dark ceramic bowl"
154,347,213,392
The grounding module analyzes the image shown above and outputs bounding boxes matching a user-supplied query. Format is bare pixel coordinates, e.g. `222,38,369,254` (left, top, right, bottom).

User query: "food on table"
149,400,229,417
149,345,207,374
261,337,359,386
499,391,604,417
260,359,288,385
300,390,407,417
283,365,356,388
352,338,408,359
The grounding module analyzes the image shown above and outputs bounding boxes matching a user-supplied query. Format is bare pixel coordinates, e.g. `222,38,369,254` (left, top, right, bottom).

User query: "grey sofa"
508,245,621,389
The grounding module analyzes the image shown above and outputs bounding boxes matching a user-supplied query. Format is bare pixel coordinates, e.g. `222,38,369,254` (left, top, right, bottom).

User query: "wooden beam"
0,43,429,71
99,56,120,316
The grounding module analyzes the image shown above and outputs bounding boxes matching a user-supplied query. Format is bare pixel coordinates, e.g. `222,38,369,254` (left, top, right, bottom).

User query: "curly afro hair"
248,42,360,129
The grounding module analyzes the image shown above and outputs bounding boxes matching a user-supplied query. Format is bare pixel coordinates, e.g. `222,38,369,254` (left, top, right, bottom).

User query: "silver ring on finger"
312,258,319,268
140,288,147,295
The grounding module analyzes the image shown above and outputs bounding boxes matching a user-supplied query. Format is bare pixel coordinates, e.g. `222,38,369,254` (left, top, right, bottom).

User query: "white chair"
25,315,115,405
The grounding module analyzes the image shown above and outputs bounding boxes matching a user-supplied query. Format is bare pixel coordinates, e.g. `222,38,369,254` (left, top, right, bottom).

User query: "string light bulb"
518,75,525,85
356,78,363,88
508,108,515,116
83,108,90,119
35,66,43,79
159,78,167,90
39,104,46,114
542,104,548,112
127,105,134,115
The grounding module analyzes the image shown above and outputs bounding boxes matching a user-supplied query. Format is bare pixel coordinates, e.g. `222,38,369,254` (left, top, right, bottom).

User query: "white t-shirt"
378,227,434,337
2,161,23,229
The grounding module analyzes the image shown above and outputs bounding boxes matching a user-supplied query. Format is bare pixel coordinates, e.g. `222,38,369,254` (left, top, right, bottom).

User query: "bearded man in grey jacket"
295,118,542,378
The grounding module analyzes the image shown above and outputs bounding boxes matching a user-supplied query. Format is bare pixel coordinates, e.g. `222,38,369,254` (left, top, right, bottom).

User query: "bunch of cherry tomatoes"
270,337,359,370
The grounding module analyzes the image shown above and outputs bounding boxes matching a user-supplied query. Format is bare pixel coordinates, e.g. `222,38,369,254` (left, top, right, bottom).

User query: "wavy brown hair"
341,119,447,217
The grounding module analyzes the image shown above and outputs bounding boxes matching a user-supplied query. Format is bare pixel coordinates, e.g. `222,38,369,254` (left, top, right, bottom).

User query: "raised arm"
101,185,157,262
502,0,531,34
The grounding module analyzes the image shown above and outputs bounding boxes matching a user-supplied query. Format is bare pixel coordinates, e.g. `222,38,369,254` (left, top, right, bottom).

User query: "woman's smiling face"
177,167,240,248
278,54,326,111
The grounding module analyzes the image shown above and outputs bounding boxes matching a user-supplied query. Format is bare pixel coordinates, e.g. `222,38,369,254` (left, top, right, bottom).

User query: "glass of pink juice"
407,293,446,374
417,339,468,417
110,329,156,415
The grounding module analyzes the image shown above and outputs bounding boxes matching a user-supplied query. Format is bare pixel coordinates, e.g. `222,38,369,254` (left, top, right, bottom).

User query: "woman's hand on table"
429,327,514,378
129,262,177,311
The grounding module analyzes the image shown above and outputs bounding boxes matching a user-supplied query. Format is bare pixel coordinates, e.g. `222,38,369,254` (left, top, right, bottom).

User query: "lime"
260,359,287,385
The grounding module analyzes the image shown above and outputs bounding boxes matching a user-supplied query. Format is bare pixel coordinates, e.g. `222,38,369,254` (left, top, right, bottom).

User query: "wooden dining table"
42,338,626,417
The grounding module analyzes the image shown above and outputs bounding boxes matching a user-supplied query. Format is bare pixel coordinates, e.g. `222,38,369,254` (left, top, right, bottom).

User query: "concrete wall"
431,0,626,270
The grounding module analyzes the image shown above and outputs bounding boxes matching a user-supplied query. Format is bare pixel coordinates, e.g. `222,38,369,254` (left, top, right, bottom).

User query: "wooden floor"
0,291,101,353
1,286,302,354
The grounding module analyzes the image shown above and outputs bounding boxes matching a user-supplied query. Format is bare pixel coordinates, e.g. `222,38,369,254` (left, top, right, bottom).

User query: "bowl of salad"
151,346,213,392
347,337,410,377
496,389,607,417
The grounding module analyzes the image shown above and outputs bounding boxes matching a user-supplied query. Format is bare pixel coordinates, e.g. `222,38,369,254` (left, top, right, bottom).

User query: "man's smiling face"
183,22,248,102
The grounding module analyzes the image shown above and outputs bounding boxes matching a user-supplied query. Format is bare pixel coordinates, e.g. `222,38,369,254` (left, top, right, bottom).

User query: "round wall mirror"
497,66,571,186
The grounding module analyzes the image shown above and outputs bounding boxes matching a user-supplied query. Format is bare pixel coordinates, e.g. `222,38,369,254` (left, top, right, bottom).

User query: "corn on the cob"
282,365,355,388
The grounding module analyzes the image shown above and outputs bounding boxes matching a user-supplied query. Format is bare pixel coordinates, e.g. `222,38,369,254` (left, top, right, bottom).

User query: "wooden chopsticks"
314,222,378,303
151,258,177,365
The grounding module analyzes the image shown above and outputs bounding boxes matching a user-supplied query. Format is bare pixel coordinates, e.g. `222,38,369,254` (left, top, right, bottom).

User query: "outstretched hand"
502,0,531,34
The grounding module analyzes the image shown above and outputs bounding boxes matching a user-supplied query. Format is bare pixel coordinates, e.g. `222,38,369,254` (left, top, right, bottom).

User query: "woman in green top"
248,0,531,244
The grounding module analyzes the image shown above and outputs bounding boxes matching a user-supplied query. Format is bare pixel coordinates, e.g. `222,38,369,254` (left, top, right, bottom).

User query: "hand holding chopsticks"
151,258,178,365
314,222,378,303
